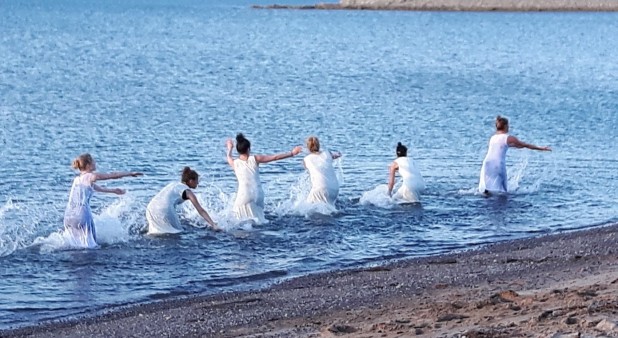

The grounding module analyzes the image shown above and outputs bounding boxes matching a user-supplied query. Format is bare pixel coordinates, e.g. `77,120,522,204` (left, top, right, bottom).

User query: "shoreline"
252,1,618,11
3,222,618,337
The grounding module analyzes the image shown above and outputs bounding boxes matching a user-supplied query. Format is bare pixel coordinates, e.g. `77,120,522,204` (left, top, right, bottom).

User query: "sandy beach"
3,223,618,337
253,0,618,11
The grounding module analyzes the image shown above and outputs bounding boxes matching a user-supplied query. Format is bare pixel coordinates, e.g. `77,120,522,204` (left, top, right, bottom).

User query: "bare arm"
387,162,398,196
507,136,551,151
184,190,220,231
225,139,235,169
94,172,143,181
93,184,125,195
255,146,302,164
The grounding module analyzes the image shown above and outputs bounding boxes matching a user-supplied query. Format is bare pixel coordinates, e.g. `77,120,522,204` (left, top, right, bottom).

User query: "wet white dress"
304,150,339,205
478,133,509,193
146,182,189,234
233,156,266,224
392,157,426,203
63,173,98,248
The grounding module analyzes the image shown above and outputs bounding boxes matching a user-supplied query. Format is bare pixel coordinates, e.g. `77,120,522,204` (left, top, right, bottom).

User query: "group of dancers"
63,116,551,248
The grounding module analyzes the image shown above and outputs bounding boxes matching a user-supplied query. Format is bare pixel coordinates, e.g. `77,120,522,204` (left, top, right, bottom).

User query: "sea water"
0,0,617,328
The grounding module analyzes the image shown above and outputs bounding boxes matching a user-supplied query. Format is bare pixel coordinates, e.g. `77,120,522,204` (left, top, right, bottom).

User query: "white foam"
359,184,396,209
31,196,141,253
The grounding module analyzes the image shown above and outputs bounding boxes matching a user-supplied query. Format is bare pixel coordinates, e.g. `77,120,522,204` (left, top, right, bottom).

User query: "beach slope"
3,223,618,337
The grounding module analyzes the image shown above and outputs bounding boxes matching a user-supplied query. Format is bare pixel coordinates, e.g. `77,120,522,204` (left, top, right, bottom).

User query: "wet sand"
3,222,618,337
253,0,618,11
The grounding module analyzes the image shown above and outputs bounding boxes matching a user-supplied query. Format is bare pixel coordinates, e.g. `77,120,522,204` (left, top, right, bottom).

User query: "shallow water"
1,0,617,328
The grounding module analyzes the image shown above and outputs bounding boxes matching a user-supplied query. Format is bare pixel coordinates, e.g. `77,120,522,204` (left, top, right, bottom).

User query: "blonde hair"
71,153,94,171
496,115,509,131
306,136,320,153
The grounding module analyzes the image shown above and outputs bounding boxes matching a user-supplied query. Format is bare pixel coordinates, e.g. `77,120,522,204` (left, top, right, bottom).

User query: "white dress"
304,150,339,205
146,182,189,234
233,156,266,224
393,157,426,203
478,133,509,193
63,173,97,248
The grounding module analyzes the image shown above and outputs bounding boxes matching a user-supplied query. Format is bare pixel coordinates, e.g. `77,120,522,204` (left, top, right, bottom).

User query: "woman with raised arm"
479,115,551,194
64,153,142,248
303,136,341,206
387,142,426,203
146,167,219,235
226,133,302,224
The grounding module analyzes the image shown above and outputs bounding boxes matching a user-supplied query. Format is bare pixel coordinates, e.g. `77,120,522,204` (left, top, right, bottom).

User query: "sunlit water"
0,0,617,329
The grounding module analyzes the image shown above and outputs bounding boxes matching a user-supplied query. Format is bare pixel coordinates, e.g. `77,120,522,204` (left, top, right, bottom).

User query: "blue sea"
0,0,617,329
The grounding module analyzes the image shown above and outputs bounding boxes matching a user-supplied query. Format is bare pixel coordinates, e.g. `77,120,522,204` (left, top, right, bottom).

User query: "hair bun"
182,166,191,174
397,142,402,146
236,133,245,142
496,115,502,120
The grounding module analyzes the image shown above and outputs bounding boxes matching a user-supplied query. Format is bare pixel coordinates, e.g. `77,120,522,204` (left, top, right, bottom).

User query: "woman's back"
234,156,261,189
147,182,187,211
484,133,509,164
395,157,425,190
304,151,338,190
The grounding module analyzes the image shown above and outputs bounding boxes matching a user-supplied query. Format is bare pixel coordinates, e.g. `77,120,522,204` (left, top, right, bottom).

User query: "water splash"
359,184,396,209
31,196,141,253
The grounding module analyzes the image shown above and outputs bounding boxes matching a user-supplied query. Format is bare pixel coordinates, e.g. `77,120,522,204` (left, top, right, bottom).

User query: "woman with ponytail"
226,133,302,224
146,167,219,234
387,142,426,203
64,153,142,248
479,116,551,194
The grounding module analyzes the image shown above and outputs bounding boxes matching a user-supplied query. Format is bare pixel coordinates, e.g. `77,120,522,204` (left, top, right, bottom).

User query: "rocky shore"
3,222,618,337
253,0,618,11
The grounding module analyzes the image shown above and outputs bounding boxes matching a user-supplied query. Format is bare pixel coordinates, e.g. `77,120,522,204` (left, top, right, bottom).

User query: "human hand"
226,139,234,151
210,223,222,232
291,146,302,156
130,172,143,177
540,146,552,151
114,188,126,195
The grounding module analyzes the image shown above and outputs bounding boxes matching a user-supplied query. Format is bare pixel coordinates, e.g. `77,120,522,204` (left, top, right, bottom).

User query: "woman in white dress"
479,116,551,194
226,133,302,224
146,167,219,234
387,142,426,203
303,136,341,206
64,153,142,248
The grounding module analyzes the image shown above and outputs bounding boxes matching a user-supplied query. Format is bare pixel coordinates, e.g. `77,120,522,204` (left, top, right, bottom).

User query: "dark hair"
496,115,509,131
181,166,198,184
236,133,251,155
396,142,407,157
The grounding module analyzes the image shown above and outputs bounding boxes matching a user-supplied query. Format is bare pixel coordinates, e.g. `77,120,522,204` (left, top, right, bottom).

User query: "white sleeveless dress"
233,156,266,224
392,157,426,203
63,173,97,248
304,150,339,205
478,133,509,193
146,182,189,234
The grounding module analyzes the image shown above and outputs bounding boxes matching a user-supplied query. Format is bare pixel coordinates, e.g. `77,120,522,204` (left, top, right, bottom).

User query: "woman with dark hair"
387,142,425,203
226,133,302,224
479,115,551,194
146,167,218,234
303,136,341,206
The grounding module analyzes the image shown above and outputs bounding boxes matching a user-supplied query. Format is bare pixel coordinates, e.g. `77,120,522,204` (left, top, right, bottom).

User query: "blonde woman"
63,153,142,248
303,136,341,206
